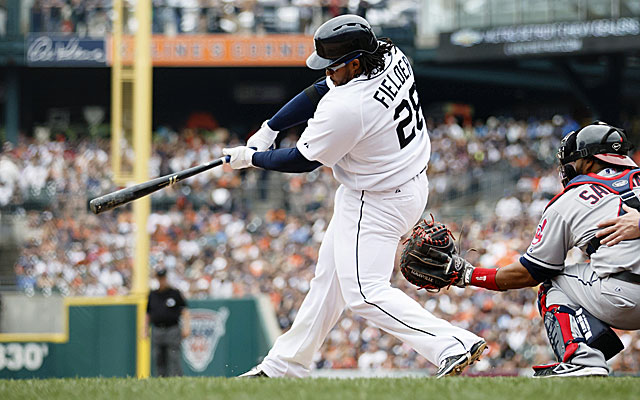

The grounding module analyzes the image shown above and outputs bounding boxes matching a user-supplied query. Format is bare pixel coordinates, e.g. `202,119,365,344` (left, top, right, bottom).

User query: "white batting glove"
246,120,278,152
222,146,256,169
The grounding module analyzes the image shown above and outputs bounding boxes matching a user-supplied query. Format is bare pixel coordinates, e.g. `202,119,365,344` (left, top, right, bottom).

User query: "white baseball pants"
260,172,483,377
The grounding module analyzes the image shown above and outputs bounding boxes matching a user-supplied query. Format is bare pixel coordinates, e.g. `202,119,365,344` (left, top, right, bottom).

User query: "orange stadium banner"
107,35,315,67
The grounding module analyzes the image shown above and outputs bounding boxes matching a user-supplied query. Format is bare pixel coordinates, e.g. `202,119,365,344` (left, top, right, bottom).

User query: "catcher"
401,122,640,377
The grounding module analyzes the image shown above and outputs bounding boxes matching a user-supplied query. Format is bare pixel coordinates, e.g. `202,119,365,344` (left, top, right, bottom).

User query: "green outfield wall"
0,296,277,379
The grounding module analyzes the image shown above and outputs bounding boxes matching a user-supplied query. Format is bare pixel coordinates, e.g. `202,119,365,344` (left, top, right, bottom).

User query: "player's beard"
331,69,357,86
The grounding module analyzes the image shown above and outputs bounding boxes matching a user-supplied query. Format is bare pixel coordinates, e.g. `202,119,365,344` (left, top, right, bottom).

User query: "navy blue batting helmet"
306,15,379,70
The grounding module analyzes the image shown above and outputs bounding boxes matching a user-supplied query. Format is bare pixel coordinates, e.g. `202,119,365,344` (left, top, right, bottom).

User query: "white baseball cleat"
238,366,270,378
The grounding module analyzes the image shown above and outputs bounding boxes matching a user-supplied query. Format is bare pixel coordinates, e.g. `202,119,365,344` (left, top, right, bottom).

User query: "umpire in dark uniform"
145,268,190,377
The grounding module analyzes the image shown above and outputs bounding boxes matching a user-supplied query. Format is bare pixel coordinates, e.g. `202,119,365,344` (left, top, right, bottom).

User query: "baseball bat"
90,155,230,214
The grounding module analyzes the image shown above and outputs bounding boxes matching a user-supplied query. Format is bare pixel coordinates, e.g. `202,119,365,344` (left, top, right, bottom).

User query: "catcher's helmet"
557,121,637,186
306,14,379,70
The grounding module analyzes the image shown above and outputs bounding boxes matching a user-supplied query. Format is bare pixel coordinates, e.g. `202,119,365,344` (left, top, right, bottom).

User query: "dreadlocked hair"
359,37,394,78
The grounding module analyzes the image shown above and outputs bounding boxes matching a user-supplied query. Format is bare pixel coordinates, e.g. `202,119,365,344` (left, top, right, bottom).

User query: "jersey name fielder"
297,46,430,191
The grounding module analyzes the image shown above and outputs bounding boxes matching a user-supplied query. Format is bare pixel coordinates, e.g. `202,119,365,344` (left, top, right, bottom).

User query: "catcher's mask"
557,121,637,187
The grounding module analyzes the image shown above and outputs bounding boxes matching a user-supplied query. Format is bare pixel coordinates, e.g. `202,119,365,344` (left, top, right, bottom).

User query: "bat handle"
224,155,231,163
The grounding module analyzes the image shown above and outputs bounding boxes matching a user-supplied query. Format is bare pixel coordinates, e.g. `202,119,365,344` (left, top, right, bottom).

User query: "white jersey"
523,169,640,277
296,45,430,191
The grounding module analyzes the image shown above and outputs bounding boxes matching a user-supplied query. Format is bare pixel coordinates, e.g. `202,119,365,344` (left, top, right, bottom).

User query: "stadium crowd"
3,114,640,375
28,0,414,36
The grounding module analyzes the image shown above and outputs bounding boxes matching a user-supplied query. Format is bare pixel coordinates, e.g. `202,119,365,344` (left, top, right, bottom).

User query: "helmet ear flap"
557,131,578,164
558,130,579,187
559,163,577,187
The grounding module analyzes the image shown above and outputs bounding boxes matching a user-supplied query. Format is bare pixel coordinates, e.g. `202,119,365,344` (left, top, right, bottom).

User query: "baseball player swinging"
223,15,486,378
409,122,640,377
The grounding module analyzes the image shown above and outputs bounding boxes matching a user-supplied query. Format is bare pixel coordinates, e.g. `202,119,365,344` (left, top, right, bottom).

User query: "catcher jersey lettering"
296,46,430,191
578,188,601,206
524,169,640,277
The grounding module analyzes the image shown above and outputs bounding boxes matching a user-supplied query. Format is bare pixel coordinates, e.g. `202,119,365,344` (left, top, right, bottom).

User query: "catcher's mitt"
399,217,462,291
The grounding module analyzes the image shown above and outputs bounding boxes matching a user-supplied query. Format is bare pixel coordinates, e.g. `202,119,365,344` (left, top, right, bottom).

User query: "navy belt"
610,270,640,284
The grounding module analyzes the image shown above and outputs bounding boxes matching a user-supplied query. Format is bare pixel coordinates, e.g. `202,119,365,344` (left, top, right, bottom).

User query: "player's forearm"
495,262,540,289
466,261,539,291
252,147,322,173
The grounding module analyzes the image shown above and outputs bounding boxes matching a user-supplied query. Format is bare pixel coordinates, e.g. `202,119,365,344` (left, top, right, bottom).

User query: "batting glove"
449,255,475,288
246,120,278,152
222,146,256,169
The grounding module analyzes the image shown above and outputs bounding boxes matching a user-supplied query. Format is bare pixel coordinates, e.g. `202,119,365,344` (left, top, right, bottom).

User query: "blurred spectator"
28,0,419,36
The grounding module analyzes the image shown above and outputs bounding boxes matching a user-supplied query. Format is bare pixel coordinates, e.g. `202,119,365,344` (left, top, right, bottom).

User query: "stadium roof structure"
407,1,640,124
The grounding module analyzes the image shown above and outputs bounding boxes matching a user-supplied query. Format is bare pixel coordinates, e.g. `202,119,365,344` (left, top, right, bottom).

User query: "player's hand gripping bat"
89,155,230,214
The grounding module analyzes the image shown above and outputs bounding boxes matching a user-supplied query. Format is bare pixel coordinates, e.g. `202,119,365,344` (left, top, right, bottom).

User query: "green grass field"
1,377,638,400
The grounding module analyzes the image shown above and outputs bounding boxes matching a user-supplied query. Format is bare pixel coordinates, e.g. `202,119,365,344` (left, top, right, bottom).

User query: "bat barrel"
89,156,228,214
89,198,102,214
90,185,147,214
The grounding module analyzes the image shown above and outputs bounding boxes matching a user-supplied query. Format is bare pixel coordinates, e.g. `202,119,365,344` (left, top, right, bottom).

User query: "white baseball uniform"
259,45,483,377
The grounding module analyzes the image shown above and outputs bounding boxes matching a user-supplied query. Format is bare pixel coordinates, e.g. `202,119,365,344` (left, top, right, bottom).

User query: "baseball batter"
223,15,485,378
450,122,640,377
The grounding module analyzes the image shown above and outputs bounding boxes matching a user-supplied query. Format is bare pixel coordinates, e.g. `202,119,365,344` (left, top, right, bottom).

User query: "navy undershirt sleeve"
267,79,329,131
519,256,561,282
252,147,322,173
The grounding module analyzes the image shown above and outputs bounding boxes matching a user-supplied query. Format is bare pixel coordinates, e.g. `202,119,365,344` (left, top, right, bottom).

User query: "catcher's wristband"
470,267,501,291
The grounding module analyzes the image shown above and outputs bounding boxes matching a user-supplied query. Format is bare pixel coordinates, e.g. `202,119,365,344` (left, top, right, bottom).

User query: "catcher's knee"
542,304,624,362
574,307,624,360
543,304,584,362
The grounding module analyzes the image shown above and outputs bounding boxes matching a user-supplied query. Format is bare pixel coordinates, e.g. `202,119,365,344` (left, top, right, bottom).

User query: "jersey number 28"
393,83,424,149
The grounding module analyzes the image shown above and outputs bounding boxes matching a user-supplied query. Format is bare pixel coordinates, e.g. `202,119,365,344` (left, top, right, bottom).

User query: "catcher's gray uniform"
521,168,640,370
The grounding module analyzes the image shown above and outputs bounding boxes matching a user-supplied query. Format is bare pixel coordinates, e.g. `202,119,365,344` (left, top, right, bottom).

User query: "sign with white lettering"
0,343,49,372
437,18,640,61
26,35,107,67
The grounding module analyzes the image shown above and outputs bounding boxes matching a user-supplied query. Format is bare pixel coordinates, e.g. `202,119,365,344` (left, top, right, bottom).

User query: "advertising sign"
437,18,640,61
25,34,313,67
26,34,107,67
109,35,314,66
182,308,229,372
